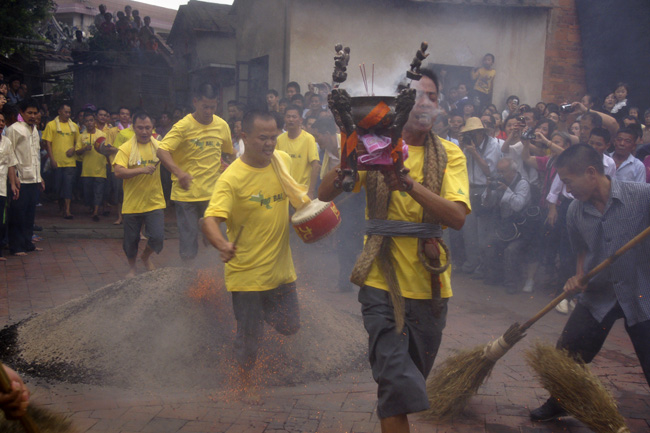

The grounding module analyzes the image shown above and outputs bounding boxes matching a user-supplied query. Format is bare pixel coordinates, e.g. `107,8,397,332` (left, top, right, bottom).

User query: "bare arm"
114,163,156,179
521,139,538,169
157,148,192,189
43,140,57,169
383,170,467,230
318,164,344,202
308,160,321,199
201,216,236,262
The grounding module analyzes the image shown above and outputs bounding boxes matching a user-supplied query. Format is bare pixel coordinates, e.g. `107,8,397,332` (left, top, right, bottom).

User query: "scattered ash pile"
0,267,367,390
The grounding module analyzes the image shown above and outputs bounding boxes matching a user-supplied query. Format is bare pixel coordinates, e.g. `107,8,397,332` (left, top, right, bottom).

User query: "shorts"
359,286,448,419
231,282,300,370
53,166,76,200
122,209,164,258
82,177,106,207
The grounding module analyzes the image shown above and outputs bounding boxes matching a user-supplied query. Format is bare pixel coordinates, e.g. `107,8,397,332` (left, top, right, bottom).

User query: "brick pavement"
0,206,649,432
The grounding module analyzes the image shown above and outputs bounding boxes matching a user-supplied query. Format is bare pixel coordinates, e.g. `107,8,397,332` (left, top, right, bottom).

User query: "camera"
461,135,473,147
521,128,537,140
487,177,503,190
559,103,574,114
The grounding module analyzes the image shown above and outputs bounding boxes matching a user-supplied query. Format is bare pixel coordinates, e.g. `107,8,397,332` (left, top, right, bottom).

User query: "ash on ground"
0,267,367,390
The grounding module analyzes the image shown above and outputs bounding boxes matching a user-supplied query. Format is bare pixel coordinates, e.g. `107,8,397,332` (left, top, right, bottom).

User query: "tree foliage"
0,0,56,54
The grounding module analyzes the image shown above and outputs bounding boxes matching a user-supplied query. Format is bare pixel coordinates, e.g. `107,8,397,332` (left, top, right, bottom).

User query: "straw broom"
0,366,76,433
525,342,630,433
423,225,650,421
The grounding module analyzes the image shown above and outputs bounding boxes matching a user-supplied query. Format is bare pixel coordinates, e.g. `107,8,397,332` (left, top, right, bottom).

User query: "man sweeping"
202,110,306,397
530,144,650,422
319,68,470,433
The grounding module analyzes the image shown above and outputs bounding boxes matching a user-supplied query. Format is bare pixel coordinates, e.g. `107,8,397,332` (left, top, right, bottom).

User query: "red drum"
291,199,341,243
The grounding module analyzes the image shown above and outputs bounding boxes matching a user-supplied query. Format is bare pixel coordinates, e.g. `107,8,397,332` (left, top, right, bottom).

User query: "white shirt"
464,136,501,186
546,154,616,204
610,153,646,183
502,141,540,187
0,136,18,197
5,122,42,184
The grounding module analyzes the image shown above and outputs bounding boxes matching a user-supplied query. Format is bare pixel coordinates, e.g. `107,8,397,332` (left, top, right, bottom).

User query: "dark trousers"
359,286,448,419
174,200,209,260
8,183,39,254
231,282,300,371
558,302,650,387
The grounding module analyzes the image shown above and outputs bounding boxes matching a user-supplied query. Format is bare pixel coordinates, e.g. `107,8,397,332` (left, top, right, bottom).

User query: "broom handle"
519,224,650,332
0,366,39,433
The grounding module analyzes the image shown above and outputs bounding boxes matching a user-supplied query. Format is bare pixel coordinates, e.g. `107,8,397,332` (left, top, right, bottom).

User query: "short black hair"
19,98,40,112
617,125,640,142
58,102,72,111
286,81,301,94
506,95,519,104
241,110,276,134
484,53,495,62
266,89,279,97
132,110,152,124
96,107,110,114
284,104,301,115
118,106,131,114
419,67,439,94
582,111,602,128
193,83,218,100
290,94,304,103
312,117,338,135
556,143,604,175
589,126,610,144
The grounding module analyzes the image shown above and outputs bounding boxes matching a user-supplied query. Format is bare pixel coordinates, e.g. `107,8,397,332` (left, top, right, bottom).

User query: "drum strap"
350,132,449,331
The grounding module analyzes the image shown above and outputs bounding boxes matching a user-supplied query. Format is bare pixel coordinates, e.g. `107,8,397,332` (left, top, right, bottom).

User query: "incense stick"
359,64,368,95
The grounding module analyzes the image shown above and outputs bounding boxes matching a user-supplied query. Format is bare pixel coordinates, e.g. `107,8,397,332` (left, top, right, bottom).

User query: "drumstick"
233,225,244,246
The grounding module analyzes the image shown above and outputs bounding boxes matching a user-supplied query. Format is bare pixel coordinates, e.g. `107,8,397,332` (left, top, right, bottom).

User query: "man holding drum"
319,68,470,433
202,110,301,394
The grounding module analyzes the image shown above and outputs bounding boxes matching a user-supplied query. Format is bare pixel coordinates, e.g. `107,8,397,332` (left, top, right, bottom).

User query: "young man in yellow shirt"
158,83,233,262
75,112,107,221
275,105,320,199
319,69,470,433
114,112,166,278
42,103,79,219
202,110,300,385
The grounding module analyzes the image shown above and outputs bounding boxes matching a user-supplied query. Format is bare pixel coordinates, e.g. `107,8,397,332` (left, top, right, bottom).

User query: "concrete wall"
196,34,237,66
235,0,287,93
288,0,549,111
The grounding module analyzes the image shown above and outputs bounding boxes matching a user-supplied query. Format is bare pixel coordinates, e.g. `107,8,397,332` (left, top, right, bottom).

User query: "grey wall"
288,0,549,110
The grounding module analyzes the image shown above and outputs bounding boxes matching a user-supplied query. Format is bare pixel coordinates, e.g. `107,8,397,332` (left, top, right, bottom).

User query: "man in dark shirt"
530,144,650,422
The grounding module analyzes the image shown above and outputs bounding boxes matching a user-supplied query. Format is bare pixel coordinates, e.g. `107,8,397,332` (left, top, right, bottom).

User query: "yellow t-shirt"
204,151,296,292
76,130,107,178
471,67,496,95
42,120,79,168
275,130,319,188
159,114,233,202
359,138,471,299
113,137,166,214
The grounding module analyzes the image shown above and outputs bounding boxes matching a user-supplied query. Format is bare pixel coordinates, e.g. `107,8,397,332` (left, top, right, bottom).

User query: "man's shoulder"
615,179,650,198
438,136,465,163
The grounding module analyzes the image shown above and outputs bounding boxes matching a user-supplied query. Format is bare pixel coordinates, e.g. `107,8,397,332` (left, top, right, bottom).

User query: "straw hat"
460,117,485,133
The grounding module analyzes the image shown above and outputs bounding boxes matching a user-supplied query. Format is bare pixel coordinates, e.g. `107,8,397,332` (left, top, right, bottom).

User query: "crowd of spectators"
2,54,650,309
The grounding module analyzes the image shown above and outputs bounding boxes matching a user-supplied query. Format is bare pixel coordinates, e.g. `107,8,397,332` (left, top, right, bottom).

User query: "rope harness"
350,132,449,331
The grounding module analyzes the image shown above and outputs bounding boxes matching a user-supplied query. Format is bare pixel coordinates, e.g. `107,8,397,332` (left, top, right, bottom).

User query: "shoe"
64,214,73,220
92,215,100,222
33,225,43,232
555,299,570,314
102,211,110,217
522,278,534,293
530,397,567,422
